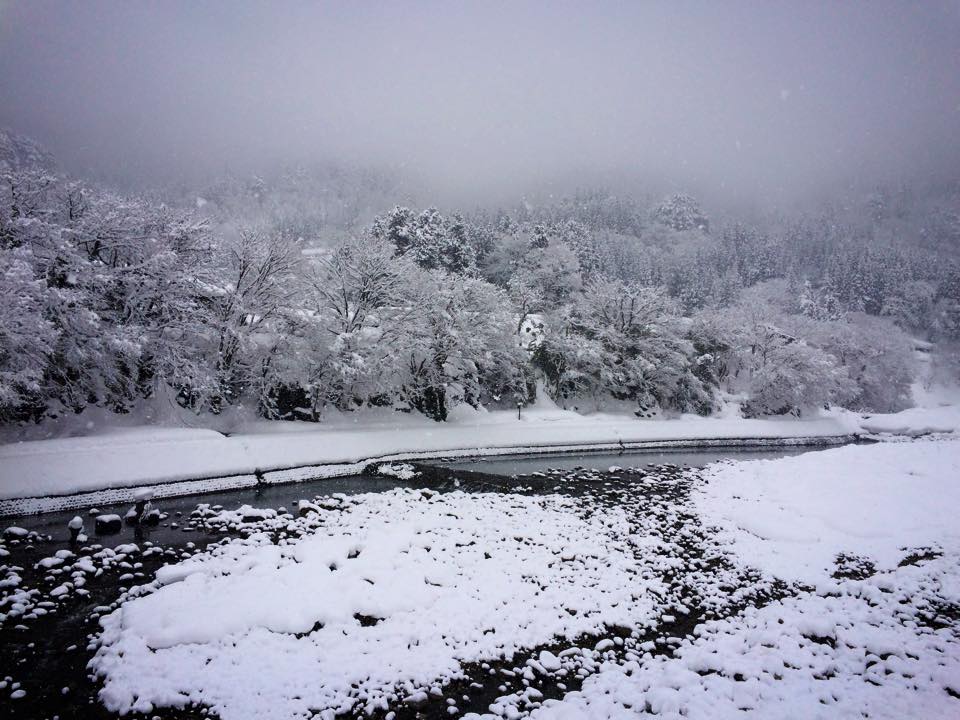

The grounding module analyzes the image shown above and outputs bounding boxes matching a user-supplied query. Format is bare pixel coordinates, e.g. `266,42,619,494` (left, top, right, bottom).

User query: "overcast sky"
1,0,958,207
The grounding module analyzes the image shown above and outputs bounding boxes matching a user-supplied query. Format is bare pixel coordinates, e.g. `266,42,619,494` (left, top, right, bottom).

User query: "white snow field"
91,486,668,719
88,440,960,720
511,439,960,720
695,439,960,584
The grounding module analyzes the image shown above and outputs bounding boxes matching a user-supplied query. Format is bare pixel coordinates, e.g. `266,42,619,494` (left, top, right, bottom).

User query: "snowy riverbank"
78,438,960,720
1,402,958,514
0,408,850,510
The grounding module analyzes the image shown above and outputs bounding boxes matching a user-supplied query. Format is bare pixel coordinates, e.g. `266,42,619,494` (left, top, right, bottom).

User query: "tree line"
2,135,958,424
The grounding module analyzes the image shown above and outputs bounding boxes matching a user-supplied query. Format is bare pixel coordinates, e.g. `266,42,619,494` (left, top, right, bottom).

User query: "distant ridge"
0,127,56,172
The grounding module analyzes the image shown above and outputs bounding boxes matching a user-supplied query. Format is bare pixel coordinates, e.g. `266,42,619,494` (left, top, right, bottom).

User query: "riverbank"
1,439,957,718
82,441,960,719
1,403,957,516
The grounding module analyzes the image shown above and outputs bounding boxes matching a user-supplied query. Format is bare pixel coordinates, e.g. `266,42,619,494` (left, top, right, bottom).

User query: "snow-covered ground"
859,404,960,437
517,439,960,719
83,439,960,720
93,487,662,718
695,440,960,584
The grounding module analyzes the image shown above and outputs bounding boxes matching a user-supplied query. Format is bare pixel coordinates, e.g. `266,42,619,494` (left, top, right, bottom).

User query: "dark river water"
438,445,817,476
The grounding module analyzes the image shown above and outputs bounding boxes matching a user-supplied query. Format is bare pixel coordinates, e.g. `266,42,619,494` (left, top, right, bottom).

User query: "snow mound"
859,405,960,437
376,462,420,480
92,488,659,719
695,439,960,583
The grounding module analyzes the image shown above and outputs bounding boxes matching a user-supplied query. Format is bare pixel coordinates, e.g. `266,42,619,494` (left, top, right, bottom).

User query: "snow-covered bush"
692,298,858,417
788,313,915,413
536,279,713,414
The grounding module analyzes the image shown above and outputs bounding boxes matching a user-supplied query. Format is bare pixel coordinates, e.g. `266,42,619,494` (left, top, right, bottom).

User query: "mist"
1,0,959,208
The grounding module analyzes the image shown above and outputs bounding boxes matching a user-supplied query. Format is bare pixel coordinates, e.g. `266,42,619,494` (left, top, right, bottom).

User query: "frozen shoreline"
1,403,957,516
0,433,850,517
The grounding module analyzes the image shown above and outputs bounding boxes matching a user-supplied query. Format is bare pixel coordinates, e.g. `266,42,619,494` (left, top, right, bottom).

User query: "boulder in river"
297,500,320,517
67,516,83,543
95,514,122,534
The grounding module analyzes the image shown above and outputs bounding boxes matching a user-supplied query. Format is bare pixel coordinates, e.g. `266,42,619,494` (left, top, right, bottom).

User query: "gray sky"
1,0,958,207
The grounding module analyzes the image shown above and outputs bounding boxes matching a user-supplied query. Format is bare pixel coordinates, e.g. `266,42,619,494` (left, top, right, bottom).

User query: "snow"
523,567,960,720
694,439,960,584
131,487,155,502
376,463,420,480
87,440,960,720
498,439,960,720
859,404,960,437
91,488,663,718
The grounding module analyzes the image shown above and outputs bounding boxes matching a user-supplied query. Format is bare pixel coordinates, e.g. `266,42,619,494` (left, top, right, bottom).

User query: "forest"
2,127,958,427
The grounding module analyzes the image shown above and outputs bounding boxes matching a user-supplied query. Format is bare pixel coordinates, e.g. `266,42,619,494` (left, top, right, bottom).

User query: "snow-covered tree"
396,271,525,420
298,237,415,414
537,279,713,414
693,298,858,416
0,247,56,419
791,313,914,413
741,338,856,417
442,213,478,274
1,166,216,416
881,280,936,333
652,193,709,232
371,205,417,256
371,206,476,274
206,228,303,411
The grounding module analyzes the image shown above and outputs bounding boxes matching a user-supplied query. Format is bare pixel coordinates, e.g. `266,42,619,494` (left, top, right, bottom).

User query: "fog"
1,0,959,208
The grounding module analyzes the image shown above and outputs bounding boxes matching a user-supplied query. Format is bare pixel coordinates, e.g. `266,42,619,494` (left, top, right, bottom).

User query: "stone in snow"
297,500,320,517
538,650,562,671
95,514,122,534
